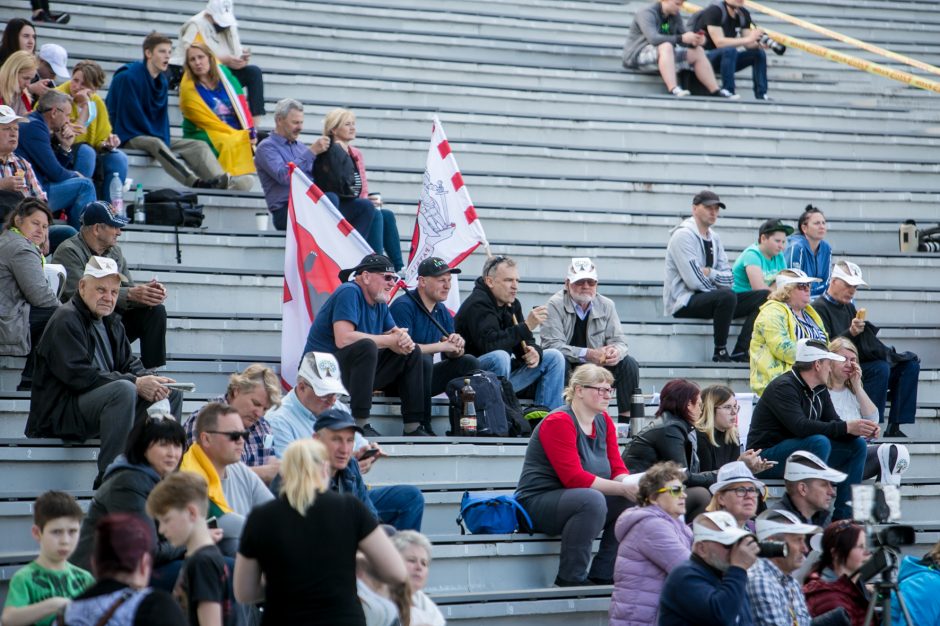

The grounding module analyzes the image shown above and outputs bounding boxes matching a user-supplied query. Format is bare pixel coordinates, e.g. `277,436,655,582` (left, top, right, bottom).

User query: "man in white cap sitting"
747,509,821,626
812,259,920,438
25,256,182,488
747,338,875,521
772,450,846,529
541,257,640,421
658,510,760,625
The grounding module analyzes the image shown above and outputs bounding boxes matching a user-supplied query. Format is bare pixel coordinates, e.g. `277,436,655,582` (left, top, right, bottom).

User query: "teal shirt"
732,244,786,293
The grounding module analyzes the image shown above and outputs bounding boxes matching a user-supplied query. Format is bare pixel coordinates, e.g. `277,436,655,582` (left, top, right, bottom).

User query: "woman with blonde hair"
392,530,445,625
749,268,827,396
235,438,406,625
0,51,39,115
515,364,636,586
695,384,774,474
180,42,257,180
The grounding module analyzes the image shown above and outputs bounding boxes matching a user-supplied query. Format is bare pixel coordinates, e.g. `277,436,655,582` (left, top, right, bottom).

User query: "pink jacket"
348,145,369,199
609,504,693,626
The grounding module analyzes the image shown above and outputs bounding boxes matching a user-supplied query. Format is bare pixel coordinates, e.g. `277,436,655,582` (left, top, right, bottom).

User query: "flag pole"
398,281,449,340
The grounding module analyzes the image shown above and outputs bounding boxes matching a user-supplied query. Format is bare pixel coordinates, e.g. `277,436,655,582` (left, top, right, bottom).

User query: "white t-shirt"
829,387,876,422
411,590,446,626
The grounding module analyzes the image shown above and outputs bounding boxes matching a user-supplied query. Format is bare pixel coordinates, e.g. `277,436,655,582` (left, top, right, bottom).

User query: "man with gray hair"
254,98,335,230
15,90,96,228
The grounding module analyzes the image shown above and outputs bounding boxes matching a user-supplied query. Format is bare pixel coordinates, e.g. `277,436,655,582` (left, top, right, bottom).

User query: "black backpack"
129,188,204,227
445,370,509,436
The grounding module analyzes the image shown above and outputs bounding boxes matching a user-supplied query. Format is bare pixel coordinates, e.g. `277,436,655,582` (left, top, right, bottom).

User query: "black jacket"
312,141,358,199
812,295,890,363
26,293,146,440
746,369,853,451
454,276,541,370
622,411,717,488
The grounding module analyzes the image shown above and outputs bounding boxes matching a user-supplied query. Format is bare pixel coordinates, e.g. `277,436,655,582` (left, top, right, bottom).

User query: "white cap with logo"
83,256,128,282
566,257,597,283
755,509,820,541
783,450,848,483
297,352,348,396
206,0,236,28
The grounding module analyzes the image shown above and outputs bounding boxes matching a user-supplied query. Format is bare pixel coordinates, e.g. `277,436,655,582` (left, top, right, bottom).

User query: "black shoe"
420,422,437,436
587,576,613,586
730,351,749,363
712,348,732,363
16,380,31,392
403,424,434,437
193,173,229,189
884,423,908,438
361,423,382,438
553,575,588,587
34,9,70,23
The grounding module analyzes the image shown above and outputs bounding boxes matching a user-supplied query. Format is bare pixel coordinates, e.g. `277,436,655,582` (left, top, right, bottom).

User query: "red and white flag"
280,165,373,388
401,116,488,311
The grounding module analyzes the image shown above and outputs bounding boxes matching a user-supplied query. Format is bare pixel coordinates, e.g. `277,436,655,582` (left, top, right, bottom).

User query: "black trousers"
565,355,640,416
674,288,768,354
334,338,425,424
421,353,480,424
230,65,266,117
20,305,58,386
119,305,167,369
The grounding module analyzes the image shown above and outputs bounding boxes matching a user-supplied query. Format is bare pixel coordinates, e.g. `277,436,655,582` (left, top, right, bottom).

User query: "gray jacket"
623,2,688,68
663,217,733,316
541,288,629,363
52,232,136,309
0,229,59,355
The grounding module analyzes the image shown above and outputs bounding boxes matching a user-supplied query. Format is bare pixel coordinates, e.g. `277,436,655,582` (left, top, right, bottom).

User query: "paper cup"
255,212,269,231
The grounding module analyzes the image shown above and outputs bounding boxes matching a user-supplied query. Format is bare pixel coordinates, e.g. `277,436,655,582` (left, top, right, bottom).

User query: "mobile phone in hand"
360,448,380,461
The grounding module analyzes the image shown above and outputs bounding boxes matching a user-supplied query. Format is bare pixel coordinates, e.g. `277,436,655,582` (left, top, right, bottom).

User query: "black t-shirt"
694,4,753,50
239,491,379,626
174,545,234,626
71,579,186,626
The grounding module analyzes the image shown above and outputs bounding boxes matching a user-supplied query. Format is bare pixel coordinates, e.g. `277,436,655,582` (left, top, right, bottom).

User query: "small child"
147,471,234,626
1,491,95,626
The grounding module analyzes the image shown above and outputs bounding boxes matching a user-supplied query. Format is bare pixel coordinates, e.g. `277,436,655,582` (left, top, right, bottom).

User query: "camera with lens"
759,34,787,56
757,540,787,559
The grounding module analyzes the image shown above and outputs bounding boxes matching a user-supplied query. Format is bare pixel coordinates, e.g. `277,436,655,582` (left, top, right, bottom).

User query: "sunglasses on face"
206,430,249,442
793,284,811,292
656,485,687,497
368,271,399,283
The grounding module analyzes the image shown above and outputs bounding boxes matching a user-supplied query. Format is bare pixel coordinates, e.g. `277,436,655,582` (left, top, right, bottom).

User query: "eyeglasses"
572,279,597,287
656,485,686,497
368,271,399,283
583,385,613,397
205,430,249,442
717,403,740,414
724,486,761,498
793,284,811,292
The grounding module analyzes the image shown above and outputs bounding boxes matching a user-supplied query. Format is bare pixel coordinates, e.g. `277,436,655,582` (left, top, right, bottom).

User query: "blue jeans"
46,176,97,229
369,484,424,531
479,348,565,411
862,358,919,424
367,208,404,270
758,434,867,520
706,47,768,98
73,145,129,203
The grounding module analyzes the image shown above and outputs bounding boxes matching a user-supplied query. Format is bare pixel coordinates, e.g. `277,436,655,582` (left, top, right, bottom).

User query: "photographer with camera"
658,510,760,625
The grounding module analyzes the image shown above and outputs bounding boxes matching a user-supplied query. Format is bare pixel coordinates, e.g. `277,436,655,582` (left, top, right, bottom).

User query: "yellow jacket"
749,300,828,396
55,82,112,148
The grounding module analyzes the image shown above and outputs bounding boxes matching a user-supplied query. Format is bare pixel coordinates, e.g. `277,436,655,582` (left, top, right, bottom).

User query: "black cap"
692,190,726,209
313,407,363,434
338,253,395,283
758,218,794,237
418,257,462,278
81,201,130,228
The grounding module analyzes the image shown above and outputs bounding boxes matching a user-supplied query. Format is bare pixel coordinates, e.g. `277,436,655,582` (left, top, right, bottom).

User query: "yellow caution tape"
682,2,940,94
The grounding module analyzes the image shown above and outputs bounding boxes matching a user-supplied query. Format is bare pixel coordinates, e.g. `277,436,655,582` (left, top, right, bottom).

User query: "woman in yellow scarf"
179,41,256,178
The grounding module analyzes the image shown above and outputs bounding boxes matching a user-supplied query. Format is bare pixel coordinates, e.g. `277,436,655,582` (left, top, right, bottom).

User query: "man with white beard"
541,258,641,420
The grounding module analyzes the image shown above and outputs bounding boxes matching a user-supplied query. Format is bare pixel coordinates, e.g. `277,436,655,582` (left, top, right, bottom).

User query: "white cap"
83,256,128,281
775,268,821,288
783,450,848,483
692,511,755,546
297,352,348,396
795,338,846,363
566,257,597,283
756,509,820,541
38,44,69,79
709,461,766,494
0,105,28,125
831,260,868,287
206,0,236,28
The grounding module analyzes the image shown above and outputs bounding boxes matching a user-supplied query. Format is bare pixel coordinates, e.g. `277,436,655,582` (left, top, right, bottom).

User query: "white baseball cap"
0,105,28,125
39,44,70,79
709,461,766,495
83,256,128,281
831,260,868,287
297,352,348,396
756,509,820,541
692,511,755,546
566,257,597,283
775,268,821,288
206,0,236,28
783,450,848,483
795,338,846,363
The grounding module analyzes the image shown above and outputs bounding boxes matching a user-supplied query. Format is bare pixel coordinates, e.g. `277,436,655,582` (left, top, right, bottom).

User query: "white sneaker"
757,94,773,101
670,86,691,97
715,88,741,99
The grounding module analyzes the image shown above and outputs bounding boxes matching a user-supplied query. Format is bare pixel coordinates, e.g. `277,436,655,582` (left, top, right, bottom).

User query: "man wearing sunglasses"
304,253,427,437
541,257,640,421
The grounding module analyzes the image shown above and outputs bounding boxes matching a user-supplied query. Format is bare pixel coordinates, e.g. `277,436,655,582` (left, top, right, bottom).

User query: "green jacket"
749,300,827,396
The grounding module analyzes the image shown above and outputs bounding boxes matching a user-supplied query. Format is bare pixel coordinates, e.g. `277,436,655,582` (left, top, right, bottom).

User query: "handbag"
456,490,533,535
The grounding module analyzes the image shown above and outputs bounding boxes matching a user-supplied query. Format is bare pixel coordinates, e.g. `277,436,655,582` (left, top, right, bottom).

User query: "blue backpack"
456,491,534,535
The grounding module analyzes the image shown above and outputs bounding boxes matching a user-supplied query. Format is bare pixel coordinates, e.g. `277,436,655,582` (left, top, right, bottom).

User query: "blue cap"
313,407,363,434
81,201,129,228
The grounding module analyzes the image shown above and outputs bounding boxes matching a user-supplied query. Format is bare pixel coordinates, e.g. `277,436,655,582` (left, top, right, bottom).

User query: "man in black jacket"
812,260,919,438
454,255,565,410
746,339,875,520
25,256,181,486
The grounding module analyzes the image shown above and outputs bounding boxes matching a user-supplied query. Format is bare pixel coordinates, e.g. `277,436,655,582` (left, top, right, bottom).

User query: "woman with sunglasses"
695,385,774,475
609,461,691,626
803,521,871,626
749,268,827,396
72,413,187,576
515,364,637,587
704,461,765,530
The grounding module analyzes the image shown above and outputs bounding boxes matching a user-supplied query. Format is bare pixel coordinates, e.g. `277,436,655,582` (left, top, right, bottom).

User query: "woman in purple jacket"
609,461,692,626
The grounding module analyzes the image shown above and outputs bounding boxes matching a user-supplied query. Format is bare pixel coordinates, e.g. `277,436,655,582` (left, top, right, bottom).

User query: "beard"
570,292,593,306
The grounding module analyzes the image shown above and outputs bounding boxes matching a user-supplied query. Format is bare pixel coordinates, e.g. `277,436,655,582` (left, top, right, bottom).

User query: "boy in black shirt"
147,472,234,626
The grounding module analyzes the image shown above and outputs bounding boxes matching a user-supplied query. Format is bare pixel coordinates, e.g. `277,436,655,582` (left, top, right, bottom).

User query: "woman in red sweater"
803,520,871,626
515,364,638,587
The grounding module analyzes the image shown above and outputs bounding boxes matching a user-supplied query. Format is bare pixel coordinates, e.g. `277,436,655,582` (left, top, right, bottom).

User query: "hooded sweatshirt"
891,555,940,625
663,217,733,316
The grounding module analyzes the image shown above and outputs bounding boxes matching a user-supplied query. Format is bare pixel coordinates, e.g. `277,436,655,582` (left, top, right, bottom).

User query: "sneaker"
228,175,256,191
421,422,437,436
730,351,749,363
361,423,382,438
756,94,773,101
192,174,230,189
714,88,741,99
670,86,691,97
34,10,70,23
883,423,909,439
877,442,910,486
712,348,733,363
403,424,434,437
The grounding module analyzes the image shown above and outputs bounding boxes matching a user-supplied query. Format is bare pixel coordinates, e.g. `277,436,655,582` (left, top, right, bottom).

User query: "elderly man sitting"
25,256,181,487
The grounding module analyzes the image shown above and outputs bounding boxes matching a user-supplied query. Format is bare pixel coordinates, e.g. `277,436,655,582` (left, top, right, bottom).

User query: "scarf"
180,443,232,515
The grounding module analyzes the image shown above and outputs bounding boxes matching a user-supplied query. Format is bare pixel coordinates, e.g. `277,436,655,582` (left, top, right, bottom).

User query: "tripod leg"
895,588,915,626
862,591,877,626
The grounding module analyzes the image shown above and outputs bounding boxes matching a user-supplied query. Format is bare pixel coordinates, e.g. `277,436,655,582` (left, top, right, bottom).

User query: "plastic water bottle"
459,379,477,437
109,173,125,217
134,183,146,224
